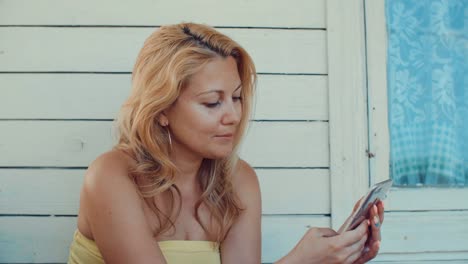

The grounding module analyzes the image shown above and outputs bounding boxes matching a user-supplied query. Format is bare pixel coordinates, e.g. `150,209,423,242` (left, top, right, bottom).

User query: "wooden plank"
0,121,115,167
0,216,77,263
378,211,468,254
0,0,326,28
254,75,328,120
374,259,468,264
374,211,468,261
258,169,330,214
262,215,330,263
0,121,329,167
0,215,330,263
0,169,83,215
0,74,328,120
0,28,327,74
241,122,328,167
0,169,330,215
385,188,468,211
327,0,370,229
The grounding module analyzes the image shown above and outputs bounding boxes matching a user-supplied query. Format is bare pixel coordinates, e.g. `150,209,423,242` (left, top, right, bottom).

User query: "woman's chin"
205,149,234,160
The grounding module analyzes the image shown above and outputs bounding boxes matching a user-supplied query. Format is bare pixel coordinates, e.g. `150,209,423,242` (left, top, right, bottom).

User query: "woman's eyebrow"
196,83,242,96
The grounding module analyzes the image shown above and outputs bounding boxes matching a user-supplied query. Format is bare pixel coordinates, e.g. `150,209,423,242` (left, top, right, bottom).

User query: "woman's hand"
277,220,370,264
353,200,385,264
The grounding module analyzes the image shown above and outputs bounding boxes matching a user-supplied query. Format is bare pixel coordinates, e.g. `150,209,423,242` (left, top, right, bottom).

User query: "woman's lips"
215,133,233,138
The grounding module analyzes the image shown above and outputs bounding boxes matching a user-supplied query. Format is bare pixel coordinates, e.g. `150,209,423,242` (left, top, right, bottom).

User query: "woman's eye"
205,101,221,108
233,96,242,102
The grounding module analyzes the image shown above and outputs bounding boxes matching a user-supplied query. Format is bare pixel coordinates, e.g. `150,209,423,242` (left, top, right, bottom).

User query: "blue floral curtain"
386,0,467,186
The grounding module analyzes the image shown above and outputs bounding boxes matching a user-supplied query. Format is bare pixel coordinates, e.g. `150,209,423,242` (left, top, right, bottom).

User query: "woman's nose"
221,102,241,125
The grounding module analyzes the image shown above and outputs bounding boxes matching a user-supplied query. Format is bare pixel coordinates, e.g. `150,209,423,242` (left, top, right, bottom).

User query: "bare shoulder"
231,159,261,205
79,150,166,262
83,149,136,194
232,159,258,186
86,149,134,180
80,149,142,233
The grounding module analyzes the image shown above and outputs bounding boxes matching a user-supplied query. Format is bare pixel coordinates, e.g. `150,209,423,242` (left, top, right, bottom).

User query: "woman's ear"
158,113,169,127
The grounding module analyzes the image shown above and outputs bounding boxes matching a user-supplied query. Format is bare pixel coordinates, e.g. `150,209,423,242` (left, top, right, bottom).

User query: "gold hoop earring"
166,127,172,150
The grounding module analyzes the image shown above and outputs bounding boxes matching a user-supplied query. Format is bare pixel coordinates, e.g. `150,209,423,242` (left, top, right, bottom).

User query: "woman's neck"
169,144,203,191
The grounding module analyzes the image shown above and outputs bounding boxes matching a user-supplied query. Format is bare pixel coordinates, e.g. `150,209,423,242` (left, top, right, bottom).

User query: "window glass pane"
386,0,467,187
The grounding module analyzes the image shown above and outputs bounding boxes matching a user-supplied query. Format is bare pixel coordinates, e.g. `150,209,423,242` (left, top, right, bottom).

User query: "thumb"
317,228,339,238
353,197,364,212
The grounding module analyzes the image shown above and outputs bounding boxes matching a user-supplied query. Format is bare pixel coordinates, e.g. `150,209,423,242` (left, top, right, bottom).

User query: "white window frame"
327,0,370,229
365,0,468,212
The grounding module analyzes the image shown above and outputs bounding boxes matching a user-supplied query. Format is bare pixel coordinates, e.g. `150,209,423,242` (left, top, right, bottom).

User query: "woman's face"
165,56,243,160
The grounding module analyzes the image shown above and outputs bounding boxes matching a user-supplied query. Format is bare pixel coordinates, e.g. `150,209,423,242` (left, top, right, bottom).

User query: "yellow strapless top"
68,230,221,264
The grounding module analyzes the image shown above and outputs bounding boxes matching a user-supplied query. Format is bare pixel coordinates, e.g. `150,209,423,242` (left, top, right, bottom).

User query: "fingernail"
374,215,380,227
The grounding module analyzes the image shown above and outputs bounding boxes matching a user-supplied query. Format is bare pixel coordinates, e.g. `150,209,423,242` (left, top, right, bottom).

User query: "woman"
68,22,384,264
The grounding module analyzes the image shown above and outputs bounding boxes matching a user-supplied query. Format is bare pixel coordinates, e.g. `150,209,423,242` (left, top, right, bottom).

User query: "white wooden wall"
2,1,466,263
0,1,330,263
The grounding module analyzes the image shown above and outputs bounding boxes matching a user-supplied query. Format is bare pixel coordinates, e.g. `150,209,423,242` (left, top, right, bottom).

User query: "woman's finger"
346,250,363,264
337,220,369,247
371,215,382,242
344,234,367,264
315,227,339,238
355,239,381,263
377,200,385,223
369,205,382,242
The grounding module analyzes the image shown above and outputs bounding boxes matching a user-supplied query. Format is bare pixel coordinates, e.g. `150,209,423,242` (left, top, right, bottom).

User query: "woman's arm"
221,159,262,264
82,151,167,264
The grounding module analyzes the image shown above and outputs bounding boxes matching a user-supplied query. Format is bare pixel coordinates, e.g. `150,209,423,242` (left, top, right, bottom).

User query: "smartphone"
339,179,393,233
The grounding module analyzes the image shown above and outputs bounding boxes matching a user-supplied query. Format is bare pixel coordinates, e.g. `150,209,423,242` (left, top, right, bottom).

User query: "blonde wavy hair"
114,23,256,243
